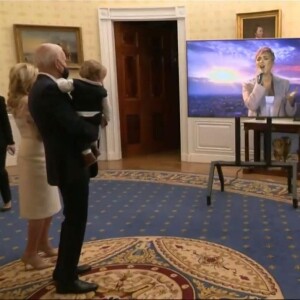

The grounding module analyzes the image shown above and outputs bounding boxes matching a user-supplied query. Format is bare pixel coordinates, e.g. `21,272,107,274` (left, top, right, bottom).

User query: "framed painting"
13,24,84,69
236,10,282,39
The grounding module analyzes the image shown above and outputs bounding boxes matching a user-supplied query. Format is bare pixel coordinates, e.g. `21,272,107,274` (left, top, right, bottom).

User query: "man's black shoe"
56,279,98,294
77,264,91,275
53,264,92,281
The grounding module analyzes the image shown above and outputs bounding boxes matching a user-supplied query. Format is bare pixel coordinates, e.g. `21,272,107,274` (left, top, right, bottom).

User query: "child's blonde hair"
79,59,107,82
7,63,38,116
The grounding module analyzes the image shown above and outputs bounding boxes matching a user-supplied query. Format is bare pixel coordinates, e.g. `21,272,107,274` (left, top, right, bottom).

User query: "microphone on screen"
257,73,263,85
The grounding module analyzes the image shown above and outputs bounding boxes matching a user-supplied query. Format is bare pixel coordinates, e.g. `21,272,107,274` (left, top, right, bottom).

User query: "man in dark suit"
28,43,99,294
0,95,15,212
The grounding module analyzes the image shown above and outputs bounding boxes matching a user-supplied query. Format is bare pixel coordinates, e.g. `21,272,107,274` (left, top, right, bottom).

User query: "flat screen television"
187,38,300,118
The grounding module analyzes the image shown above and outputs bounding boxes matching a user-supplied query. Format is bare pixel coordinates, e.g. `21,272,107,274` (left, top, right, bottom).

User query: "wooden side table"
243,118,300,176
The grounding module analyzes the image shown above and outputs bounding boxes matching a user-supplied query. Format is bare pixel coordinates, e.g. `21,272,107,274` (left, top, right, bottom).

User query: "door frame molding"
98,6,187,160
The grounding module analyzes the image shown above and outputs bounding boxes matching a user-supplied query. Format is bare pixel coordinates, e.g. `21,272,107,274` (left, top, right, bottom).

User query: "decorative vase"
272,136,291,162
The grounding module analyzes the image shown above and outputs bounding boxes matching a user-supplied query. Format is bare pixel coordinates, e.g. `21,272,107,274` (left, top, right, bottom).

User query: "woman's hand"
244,82,254,91
7,144,16,155
287,88,298,106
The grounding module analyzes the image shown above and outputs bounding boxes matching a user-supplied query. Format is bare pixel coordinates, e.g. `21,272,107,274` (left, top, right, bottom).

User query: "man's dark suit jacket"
0,96,14,148
28,74,99,185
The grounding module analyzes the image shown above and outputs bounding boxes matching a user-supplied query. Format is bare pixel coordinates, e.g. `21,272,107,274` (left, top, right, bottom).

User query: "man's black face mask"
61,67,69,79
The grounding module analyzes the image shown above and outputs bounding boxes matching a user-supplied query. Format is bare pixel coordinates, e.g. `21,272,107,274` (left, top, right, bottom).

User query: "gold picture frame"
236,10,282,39
13,24,84,69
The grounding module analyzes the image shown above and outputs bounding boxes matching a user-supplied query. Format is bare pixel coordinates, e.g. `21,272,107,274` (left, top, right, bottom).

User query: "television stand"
206,118,298,208
243,118,300,178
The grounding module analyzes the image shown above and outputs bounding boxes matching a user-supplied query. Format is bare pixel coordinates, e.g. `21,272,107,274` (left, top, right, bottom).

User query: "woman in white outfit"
7,63,61,270
242,46,297,117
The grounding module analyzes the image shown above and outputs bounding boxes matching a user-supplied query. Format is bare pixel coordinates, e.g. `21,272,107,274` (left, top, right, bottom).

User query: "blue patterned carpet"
1,170,300,299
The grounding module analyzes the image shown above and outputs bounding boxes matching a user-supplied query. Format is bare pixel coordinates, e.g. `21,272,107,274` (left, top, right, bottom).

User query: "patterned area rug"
8,169,295,204
1,169,299,299
97,169,295,204
0,236,282,299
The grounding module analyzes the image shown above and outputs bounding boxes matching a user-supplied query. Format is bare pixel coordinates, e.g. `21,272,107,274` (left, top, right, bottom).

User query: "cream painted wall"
2,0,300,166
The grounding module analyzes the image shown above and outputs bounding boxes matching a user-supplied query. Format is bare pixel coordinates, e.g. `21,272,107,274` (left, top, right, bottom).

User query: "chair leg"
287,167,292,194
206,162,216,206
216,163,224,192
291,162,298,208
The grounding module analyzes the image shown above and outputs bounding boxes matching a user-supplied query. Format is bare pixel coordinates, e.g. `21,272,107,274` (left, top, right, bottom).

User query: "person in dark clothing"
28,43,99,295
0,95,15,212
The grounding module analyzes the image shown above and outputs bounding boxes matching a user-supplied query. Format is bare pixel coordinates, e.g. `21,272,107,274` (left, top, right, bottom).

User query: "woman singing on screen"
242,46,297,117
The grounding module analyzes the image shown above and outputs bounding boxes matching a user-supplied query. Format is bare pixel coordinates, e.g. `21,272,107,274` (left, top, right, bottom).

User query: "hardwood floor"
99,150,290,184
7,150,291,185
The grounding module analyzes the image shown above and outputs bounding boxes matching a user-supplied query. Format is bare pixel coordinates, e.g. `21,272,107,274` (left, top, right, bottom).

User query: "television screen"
187,38,300,118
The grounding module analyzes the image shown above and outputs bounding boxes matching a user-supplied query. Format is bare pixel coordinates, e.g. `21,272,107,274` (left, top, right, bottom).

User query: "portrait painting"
236,10,281,39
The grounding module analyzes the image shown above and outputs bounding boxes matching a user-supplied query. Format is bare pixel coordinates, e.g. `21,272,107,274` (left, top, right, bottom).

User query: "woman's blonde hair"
79,59,107,82
7,63,38,116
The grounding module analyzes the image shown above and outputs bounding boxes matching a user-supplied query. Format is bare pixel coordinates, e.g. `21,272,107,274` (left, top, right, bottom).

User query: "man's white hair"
34,43,62,68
